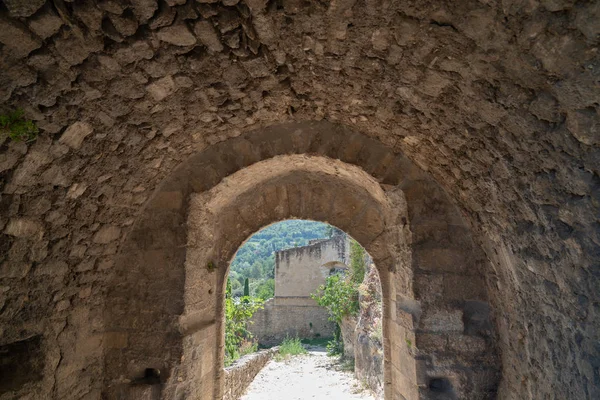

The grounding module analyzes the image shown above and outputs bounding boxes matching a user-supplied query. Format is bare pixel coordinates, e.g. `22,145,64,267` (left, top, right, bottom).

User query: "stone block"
420,309,463,333
53,32,104,66
73,1,103,31
0,15,41,58
448,334,487,354
93,225,121,244
442,274,487,302
146,75,176,101
28,6,64,39
414,247,469,273
4,218,43,238
157,24,196,46
194,20,224,53
59,122,94,149
566,108,599,146
130,0,159,23
463,301,492,336
3,0,46,17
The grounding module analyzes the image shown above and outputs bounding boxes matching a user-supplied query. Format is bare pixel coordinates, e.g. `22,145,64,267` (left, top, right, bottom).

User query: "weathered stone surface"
157,24,196,46
421,310,463,333
566,109,600,146
3,0,46,17
73,1,104,31
130,0,159,23
109,14,139,37
0,1,597,399
146,75,176,101
93,225,121,244
114,41,154,65
28,7,64,39
4,218,43,238
0,15,41,58
59,122,94,149
53,33,104,66
193,20,224,52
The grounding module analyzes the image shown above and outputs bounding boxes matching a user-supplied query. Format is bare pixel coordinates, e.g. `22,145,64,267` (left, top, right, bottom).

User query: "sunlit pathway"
241,349,375,400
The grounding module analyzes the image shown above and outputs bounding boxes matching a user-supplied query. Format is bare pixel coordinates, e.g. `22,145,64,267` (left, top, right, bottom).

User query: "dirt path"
240,349,375,400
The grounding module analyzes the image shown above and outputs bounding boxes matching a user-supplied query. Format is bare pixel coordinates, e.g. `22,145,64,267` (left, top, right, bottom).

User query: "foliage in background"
229,220,330,299
255,278,275,300
349,239,366,284
276,336,307,361
311,238,367,357
224,279,263,366
0,109,38,142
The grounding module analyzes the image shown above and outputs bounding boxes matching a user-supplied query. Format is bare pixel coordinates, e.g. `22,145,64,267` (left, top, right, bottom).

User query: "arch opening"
222,218,385,398
104,122,500,400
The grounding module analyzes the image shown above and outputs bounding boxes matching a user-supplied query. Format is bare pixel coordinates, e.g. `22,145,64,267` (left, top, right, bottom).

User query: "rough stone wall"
355,264,384,399
274,234,349,298
222,347,277,400
250,234,348,345
250,297,335,347
0,0,597,396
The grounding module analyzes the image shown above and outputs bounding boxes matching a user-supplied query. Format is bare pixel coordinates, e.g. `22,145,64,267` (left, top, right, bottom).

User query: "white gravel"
240,349,375,400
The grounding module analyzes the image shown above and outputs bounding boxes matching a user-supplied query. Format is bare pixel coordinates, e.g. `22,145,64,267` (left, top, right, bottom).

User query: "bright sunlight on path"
240,349,376,400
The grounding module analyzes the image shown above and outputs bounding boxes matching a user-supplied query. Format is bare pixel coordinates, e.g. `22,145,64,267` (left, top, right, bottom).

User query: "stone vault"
0,1,598,400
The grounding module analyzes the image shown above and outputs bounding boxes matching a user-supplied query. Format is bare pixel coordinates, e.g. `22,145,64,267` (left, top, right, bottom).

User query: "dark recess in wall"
0,335,44,394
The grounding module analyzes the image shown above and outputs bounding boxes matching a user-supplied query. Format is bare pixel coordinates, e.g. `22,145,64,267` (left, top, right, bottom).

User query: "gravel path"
240,349,375,400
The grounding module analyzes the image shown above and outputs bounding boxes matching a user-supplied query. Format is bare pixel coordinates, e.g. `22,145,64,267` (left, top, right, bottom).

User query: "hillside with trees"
228,220,335,299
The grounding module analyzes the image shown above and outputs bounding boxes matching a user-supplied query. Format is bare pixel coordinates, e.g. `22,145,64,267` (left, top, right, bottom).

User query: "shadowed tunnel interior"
0,1,598,400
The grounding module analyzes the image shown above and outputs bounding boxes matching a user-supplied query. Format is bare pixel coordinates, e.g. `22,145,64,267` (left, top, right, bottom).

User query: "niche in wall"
0,335,44,393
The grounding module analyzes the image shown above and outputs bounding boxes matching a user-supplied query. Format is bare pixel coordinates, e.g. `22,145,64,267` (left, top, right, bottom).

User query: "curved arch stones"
104,121,499,400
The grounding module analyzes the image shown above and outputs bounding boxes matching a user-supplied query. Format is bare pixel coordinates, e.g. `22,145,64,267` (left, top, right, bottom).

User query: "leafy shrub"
0,109,38,142
311,238,367,356
224,279,263,366
311,274,360,324
276,336,307,360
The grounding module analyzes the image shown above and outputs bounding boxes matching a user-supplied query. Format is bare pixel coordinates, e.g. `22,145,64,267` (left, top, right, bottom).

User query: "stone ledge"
223,347,278,400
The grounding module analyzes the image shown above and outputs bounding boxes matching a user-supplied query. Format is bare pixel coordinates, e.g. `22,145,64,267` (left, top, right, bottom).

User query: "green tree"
311,274,359,325
255,278,275,300
243,278,250,297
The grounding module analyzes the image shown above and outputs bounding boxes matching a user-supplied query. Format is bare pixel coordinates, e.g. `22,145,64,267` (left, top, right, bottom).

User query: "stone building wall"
250,234,348,345
275,234,349,297
250,297,334,347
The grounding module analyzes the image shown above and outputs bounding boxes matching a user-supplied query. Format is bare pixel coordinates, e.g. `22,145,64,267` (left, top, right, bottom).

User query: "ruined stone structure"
0,1,598,400
249,234,348,345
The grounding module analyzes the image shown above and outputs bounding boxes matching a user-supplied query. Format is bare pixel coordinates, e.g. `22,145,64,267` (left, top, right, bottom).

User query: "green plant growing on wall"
0,109,38,142
224,279,263,366
349,239,366,284
311,238,367,356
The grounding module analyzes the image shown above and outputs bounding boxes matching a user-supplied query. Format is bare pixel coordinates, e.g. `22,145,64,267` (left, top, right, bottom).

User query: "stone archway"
104,121,499,400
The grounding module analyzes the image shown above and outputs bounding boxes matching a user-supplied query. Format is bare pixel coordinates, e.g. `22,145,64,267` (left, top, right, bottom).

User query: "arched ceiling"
0,0,598,399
